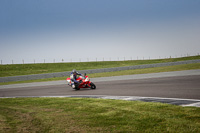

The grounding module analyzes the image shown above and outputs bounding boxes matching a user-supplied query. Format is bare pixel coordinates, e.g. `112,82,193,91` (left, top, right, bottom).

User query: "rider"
70,69,82,88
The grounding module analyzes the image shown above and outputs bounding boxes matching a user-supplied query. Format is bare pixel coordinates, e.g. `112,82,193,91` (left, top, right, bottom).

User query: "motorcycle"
66,73,96,90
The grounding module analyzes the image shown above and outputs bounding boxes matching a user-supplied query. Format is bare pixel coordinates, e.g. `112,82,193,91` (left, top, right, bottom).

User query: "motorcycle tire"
90,82,96,89
74,83,80,90
75,87,80,90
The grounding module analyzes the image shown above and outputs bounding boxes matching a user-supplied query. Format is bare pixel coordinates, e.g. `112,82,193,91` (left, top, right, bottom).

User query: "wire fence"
1,53,199,65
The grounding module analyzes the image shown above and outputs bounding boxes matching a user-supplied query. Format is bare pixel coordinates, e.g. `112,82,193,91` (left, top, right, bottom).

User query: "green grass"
0,98,200,132
1,63,200,85
0,55,200,77
89,63,200,78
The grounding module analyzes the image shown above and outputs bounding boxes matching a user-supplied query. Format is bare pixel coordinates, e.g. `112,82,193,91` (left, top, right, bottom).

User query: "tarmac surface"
0,69,200,107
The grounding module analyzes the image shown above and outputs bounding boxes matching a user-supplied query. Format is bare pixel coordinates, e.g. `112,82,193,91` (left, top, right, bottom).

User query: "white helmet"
72,69,76,73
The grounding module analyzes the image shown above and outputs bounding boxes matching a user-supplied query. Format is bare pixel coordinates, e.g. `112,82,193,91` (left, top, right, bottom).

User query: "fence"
1,53,199,65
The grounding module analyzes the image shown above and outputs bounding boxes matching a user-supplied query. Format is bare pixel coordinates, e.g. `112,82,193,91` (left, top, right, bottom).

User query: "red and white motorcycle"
66,73,96,90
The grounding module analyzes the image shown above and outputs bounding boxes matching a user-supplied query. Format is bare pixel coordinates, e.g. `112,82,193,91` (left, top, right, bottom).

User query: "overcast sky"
0,0,200,64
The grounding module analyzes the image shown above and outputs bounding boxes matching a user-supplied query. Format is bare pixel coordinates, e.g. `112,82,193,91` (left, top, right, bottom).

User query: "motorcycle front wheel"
90,82,96,89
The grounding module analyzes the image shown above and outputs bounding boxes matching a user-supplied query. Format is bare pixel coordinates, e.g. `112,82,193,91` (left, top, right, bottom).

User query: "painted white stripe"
1,95,200,102
182,102,200,107
0,95,199,107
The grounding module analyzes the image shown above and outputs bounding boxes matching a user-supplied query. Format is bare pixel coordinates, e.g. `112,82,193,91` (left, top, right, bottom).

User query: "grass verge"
0,55,200,77
1,63,200,85
0,97,200,132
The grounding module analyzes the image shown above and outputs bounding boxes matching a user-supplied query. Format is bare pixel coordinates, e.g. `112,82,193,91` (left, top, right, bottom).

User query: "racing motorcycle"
66,73,96,90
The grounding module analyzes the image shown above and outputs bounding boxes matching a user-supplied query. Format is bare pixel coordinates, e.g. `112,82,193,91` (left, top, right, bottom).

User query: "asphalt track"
0,69,200,107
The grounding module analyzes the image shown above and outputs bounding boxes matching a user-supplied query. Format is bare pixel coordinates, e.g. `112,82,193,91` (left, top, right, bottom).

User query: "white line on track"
1,95,200,107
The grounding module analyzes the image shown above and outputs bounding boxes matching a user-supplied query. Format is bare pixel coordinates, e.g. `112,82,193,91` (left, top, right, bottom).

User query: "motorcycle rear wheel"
75,87,80,90
74,83,80,90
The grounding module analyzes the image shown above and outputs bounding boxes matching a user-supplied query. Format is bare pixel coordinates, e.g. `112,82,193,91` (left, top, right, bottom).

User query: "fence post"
12,60,13,64
1,60,2,65
22,59,24,64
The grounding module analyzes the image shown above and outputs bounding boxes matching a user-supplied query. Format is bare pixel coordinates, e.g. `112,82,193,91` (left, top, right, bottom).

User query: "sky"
0,0,200,64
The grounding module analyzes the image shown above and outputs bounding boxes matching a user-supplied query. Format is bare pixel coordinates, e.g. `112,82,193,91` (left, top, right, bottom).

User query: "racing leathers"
70,72,82,88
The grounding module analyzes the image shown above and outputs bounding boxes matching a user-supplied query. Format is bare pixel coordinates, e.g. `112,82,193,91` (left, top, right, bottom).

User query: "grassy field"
1,57,200,132
1,63,200,85
89,63,200,78
0,55,200,77
0,98,200,132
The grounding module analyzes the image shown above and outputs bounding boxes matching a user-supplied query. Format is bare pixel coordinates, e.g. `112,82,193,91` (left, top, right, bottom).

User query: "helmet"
72,69,76,73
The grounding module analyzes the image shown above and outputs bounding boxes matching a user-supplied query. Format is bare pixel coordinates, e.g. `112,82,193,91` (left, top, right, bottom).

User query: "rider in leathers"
70,69,82,89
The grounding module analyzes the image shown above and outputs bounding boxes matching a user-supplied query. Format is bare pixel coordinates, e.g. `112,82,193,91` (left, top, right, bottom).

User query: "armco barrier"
0,59,200,82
